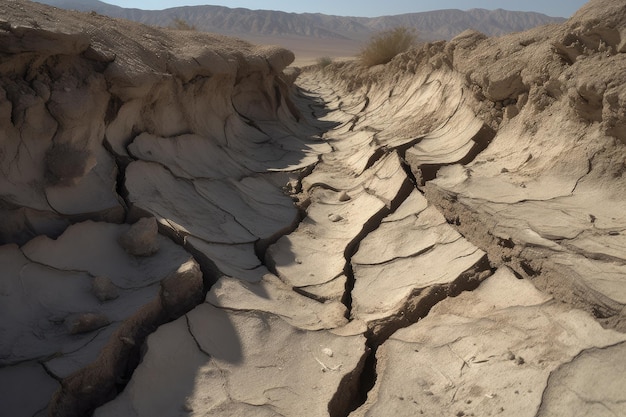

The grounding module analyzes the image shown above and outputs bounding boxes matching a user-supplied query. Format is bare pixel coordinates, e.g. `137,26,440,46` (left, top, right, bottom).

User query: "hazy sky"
103,1,590,18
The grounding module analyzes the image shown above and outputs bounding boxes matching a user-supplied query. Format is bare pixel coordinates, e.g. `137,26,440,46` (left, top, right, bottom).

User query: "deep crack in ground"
287,75,499,415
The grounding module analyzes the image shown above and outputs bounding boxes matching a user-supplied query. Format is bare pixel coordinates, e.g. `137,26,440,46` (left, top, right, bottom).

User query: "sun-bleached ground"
239,34,362,66
2,0,626,416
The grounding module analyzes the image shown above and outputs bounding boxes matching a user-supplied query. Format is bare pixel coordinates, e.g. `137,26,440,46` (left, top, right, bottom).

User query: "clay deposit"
1,0,625,416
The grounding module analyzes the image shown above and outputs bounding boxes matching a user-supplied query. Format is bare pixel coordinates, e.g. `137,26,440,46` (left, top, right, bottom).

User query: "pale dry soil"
1,1,626,417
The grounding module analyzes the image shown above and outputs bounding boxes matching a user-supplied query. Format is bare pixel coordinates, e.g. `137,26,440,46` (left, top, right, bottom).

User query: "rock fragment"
160,259,204,318
91,276,119,302
66,312,110,335
118,217,159,257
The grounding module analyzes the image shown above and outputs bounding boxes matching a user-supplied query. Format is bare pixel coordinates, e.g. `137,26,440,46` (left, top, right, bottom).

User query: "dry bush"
360,27,417,67
170,17,197,31
316,56,333,68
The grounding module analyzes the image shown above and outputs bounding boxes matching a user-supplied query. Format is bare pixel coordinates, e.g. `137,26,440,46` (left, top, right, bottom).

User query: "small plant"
170,17,197,31
316,56,333,68
360,27,417,67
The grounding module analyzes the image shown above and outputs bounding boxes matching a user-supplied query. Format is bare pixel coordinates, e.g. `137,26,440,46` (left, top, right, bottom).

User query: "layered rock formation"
0,1,328,415
1,0,626,416
299,0,626,415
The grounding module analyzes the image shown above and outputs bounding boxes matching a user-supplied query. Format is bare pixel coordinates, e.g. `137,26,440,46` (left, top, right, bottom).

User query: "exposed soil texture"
1,1,626,416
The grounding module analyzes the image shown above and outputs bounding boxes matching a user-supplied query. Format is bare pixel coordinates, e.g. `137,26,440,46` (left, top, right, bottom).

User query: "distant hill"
355,8,566,40
34,0,565,42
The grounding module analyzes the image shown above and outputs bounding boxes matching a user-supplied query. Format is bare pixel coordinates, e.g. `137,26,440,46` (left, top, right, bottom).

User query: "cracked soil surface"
1,0,626,416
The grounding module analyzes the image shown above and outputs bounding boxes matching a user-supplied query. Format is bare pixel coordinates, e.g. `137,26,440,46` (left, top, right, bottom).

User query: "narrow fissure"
40,361,63,383
342,174,415,316
344,256,494,415
103,137,131,217
341,338,378,416
184,314,212,358
293,83,501,415
254,165,318,265
341,261,356,315
335,171,427,414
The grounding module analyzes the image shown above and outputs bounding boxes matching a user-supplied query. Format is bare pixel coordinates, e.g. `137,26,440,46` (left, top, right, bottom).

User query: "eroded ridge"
1,0,626,416
1,1,332,415
297,0,626,415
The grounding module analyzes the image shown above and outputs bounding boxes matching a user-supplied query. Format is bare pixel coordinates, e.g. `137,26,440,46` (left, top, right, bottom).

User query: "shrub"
360,27,417,67
170,17,197,31
316,56,333,68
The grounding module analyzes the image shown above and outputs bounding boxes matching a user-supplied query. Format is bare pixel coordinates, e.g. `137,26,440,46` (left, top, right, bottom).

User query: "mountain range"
34,0,565,42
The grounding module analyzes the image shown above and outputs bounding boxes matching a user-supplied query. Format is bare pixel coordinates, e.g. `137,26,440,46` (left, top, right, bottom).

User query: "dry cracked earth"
2,0,626,416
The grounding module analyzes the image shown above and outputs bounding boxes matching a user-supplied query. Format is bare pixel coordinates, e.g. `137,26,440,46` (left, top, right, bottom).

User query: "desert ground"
236,34,361,66
1,0,626,416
